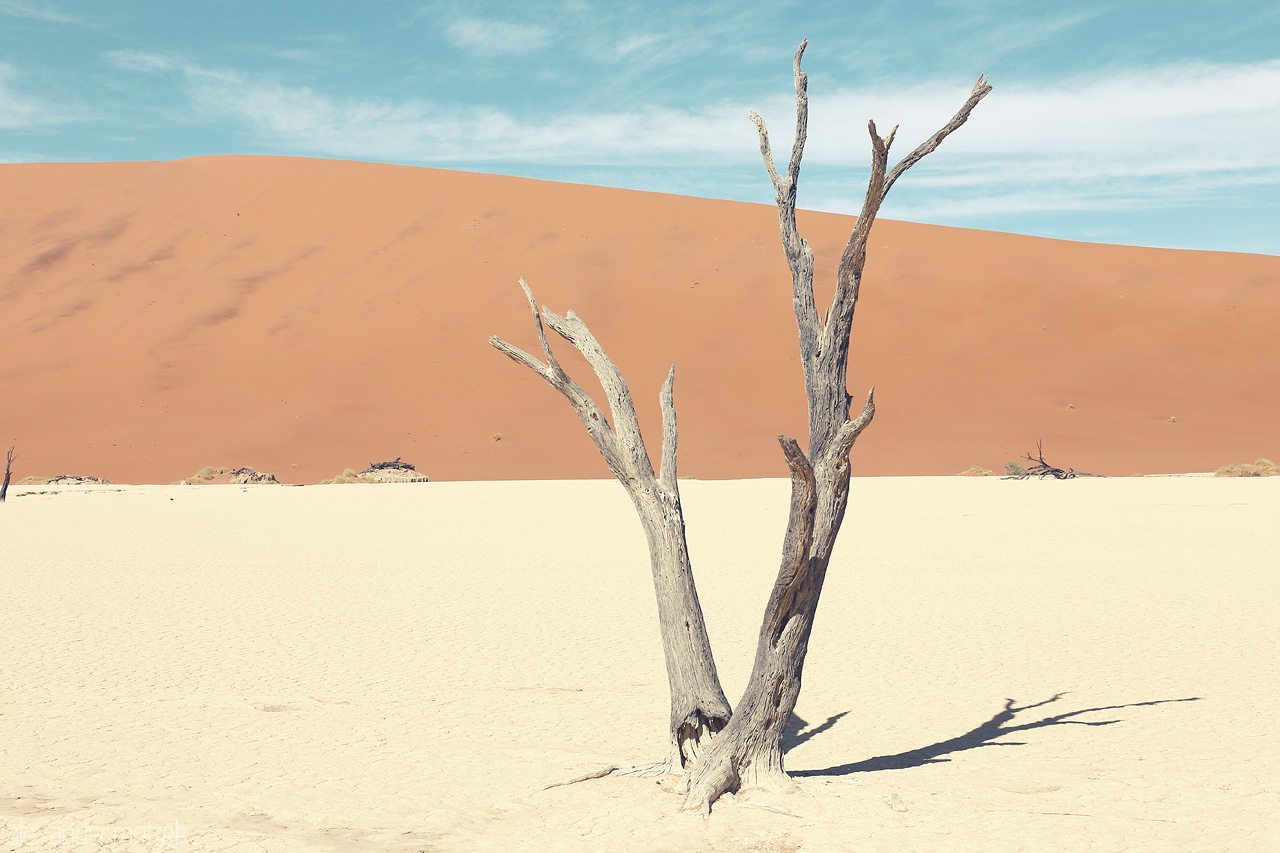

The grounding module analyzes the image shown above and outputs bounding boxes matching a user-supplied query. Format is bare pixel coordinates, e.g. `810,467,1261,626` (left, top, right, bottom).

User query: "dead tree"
491,41,990,813
490,282,732,772
1,446,13,502
368,458,418,471
677,42,990,813
1005,440,1103,479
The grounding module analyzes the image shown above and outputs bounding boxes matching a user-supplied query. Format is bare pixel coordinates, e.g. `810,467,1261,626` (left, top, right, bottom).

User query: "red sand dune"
1,155,1277,484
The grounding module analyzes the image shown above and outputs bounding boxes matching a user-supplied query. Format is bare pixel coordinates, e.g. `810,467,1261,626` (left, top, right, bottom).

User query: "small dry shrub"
320,468,376,484
959,465,992,476
179,466,229,485
1003,461,1028,477
1214,458,1278,477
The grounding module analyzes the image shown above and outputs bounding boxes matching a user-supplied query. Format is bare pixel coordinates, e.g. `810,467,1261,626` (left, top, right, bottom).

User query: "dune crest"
1,156,1276,483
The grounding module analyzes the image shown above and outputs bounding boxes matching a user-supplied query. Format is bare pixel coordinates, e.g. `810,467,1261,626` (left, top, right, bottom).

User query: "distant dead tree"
1,446,14,502
490,41,991,814
1005,440,1104,479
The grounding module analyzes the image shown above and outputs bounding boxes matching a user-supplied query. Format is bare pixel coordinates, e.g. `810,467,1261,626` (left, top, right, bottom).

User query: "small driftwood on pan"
1005,440,1104,480
368,457,417,471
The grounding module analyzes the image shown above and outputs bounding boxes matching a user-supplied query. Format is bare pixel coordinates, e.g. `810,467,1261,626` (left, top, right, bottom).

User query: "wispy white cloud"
615,33,668,59
0,61,63,127
266,48,322,63
107,51,745,163
190,77,749,163
103,49,178,73
0,0,86,24
444,18,550,55
967,6,1109,61
795,59,1280,218
104,52,1280,223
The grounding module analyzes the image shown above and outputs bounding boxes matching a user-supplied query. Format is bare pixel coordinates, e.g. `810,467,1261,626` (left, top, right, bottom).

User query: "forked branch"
831,76,993,344
751,44,991,440
490,277,671,481
491,278,732,772
827,388,876,468
884,76,992,196
749,39,818,356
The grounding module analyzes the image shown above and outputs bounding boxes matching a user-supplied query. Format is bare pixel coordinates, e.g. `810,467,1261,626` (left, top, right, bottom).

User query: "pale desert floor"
2,476,1277,852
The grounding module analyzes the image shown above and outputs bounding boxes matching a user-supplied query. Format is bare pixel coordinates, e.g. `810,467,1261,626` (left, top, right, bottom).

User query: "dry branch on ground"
1003,441,1103,480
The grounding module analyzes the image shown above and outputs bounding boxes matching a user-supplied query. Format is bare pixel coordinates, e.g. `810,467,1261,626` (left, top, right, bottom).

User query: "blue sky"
2,0,1278,254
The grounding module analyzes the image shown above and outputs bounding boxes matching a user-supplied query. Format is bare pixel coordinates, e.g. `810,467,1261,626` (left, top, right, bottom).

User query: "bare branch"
519,277,562,372
827,78,993,353
785,39,809,190
492,279,732,768
828,387,876,466
767,436,817,645
658,366,678,488
884,75,992,196
488,336,555,384
490,278,579,391
748,111,782,191
542,309,656,480
752,41,820,374
489,280,621,466
487,331,611,437
748,40,808,200
836,121,895,294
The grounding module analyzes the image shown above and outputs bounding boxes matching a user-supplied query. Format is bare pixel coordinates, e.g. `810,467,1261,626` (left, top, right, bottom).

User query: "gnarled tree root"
539,747,682,792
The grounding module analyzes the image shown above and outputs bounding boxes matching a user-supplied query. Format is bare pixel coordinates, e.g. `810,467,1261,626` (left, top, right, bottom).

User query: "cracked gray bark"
490,280,732,772
678,41,991,814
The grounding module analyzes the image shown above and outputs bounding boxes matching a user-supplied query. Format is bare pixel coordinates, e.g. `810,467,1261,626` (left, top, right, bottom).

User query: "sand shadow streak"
784,711,851,751
790,693,1201,778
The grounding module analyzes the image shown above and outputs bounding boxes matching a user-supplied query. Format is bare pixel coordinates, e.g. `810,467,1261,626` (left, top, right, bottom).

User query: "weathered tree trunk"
0,447,13,502
487,41,990,814
679,41,992,813
490,282,731,770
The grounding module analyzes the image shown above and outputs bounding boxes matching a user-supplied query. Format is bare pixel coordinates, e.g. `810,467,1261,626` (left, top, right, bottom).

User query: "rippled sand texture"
2,477,1276,851
2,156,1278,484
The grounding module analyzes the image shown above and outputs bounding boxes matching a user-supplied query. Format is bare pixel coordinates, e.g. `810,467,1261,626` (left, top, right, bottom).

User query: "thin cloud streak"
104,50,178,73
0,61,63,128
105,51,1280,222
444,18,551,55
0,0,86,25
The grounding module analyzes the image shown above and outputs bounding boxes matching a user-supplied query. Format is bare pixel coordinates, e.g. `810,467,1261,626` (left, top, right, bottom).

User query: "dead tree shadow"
785,711,851,750
790,693,1201,778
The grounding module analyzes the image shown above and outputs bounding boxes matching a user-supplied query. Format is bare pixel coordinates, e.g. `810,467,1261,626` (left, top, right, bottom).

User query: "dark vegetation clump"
367,457,418,471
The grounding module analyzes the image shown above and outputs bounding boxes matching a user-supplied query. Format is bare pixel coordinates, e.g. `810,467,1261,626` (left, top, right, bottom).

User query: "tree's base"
539,745,792,819
677,747,790,816
538,716,793,817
